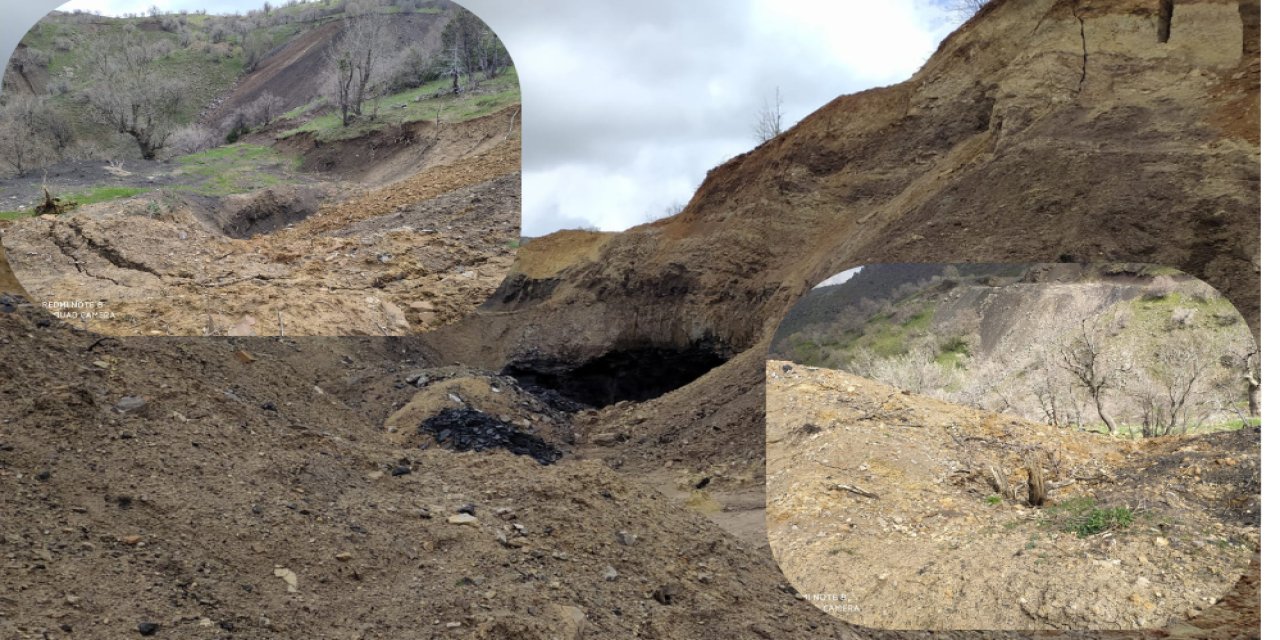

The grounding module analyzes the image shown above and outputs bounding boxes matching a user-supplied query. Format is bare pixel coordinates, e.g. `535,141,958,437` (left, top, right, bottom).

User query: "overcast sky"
6,0,959,236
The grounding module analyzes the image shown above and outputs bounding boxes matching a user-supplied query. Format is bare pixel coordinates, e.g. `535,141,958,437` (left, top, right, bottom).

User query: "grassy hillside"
0,0,516,218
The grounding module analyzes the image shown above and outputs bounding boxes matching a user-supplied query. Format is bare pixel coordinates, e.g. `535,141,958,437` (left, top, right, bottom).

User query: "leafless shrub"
945,0,991,21
247,93,286,127
167,124,219,156
754,87,783,144
1168,307,1196,329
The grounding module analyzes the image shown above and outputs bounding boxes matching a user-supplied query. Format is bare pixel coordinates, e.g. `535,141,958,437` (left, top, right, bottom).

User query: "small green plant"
940,336,970,357
1070,506,1134,537
1044,497,1135,538
984,495,1002,505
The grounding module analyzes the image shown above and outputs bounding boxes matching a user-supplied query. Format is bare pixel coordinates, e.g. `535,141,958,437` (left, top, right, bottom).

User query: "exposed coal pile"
514,383,589,414
504,346,728,408
419,408,562,465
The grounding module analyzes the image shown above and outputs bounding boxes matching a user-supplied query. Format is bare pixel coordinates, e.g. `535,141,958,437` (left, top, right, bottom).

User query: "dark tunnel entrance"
502,343,730,409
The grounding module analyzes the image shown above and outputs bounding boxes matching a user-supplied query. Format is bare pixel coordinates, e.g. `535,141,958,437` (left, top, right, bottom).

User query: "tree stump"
1027,461,1047,506
34,186,70,216
987,464,1014,501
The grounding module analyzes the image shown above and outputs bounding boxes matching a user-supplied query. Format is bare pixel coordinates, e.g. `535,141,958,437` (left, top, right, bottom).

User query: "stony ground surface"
0,303,867,640
766,361,1259,632
1,111,519,337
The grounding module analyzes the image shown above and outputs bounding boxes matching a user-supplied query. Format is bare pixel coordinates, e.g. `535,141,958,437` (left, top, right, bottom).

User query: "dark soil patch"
419,408,562,465
503,345,728,409
211,187,329,239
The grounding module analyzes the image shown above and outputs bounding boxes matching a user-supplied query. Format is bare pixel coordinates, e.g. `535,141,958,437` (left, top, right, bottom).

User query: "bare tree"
754,87,783,144
327,11,392,126
440,8,500,92
1220,347,1261,418
1058,319,1129,434
1128,333,1216,436
0,95,58,176
945,0,991,21
82,35,185,160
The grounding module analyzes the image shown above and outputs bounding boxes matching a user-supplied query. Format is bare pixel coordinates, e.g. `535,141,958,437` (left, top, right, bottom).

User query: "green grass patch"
935,336,971,369
903,308,933,331
282,99,325,121
984,495,1002,506
279,68,520,143
1043,497,1134,538
0,185,148,220
175,143,292,196
66,186,150,206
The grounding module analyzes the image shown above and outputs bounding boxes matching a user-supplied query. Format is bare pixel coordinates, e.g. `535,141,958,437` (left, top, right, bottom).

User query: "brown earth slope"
442,0,1260,459
0,0,1262,637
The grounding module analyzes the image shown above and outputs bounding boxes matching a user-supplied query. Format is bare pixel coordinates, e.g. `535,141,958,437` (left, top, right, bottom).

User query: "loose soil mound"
0,306,857,640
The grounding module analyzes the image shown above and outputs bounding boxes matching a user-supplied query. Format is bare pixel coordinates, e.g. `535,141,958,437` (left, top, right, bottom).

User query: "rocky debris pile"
419,408,563,465
515,380,589,414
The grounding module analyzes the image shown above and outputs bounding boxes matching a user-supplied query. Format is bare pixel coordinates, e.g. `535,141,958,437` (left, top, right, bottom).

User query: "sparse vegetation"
776,265,1258,437
174,143,290,196
0,0,514,183
280,67,518,142
1045,497,1135,538
945,0,992,22
66,185,150,206
754,87,784,144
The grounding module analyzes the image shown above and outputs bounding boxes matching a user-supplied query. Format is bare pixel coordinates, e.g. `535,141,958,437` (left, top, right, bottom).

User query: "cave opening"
503,344,730,409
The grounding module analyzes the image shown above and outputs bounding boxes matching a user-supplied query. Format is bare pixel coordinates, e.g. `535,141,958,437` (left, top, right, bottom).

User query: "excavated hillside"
443,0,1260,456
0,1,1261,637
200,13,448,129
